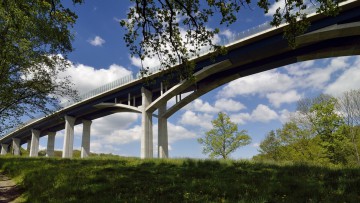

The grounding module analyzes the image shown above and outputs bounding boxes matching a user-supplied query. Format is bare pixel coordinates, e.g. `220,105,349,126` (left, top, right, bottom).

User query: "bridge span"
1,0,360,158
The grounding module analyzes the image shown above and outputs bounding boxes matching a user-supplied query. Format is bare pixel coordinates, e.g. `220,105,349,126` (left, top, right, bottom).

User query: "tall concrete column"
12,138,21,156
141,87,153,158
62,115,76,158
158,103,168,158
30,129,40,157
1,144,9,155
46,132,56,157
81,120,92,158
27,140,31,152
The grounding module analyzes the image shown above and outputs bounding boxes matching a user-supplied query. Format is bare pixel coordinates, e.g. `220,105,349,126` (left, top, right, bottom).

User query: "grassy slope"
0,157,359,203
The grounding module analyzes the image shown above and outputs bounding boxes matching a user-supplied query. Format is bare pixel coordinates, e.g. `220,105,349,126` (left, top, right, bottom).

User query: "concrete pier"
46,132,56,157
1,144,9,155
158,103,168,158
81,120,92,158
62,115,75,158
29,129,40,157
141,87,153,158
12,138,20,155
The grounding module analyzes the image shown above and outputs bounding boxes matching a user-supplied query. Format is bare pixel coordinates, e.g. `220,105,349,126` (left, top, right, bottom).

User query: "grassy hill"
0,156,359,202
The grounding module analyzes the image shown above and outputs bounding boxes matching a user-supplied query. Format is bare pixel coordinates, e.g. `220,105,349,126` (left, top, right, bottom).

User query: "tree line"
254,89,360,167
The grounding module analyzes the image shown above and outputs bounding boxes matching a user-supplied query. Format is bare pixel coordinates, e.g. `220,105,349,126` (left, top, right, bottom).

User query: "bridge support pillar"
46,132,56,157
30,129,40,157
62,115,76,158
141,87,153,159
81,120,92,158
27,140,31,152
158,103,168,158
12,138,21,156
1,144,9,155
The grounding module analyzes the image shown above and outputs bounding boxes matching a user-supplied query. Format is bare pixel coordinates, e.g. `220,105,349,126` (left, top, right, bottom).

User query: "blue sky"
34,0,360,159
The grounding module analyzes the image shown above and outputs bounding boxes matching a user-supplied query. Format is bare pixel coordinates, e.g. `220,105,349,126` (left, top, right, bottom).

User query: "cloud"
184,98,246,113
265,0,286,16
214,98,246,112
179,110,213,130
218,70,294,98
251,104,278,122
266,90,303,108
325,57,360,96
60,63,132,94
184,99,218,113
230,113,251,124
129,55,161,69
88,36,105,46
231,104,278,124
299,57,350,90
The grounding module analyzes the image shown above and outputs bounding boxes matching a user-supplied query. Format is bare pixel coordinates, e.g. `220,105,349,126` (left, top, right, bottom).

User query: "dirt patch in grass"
0,172,23,203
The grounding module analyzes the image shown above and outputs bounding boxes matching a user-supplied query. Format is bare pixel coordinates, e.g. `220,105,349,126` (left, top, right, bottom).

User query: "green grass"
0,156,359,203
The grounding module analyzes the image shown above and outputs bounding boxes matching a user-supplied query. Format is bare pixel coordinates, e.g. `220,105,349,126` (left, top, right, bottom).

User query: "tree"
256,122,322,163
309,97,350,165
0,0,82,135
258,130,281,161
337,89,360,165
121,0,342,78
198,112,251,159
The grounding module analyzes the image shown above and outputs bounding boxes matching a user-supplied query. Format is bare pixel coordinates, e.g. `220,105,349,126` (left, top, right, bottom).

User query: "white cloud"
265,0,285,16
184,99,218,113
278,109,293,123
214,98,246,112
88,36,106,46
325,56,360,96
129,55,161,69
300,57,350,89
230,113,251,124
231,104,278,124
266,90,302,108
285,60,315,76
60,63,132,94
90,113,139,137
179,110,213,130
218,70,294,98
251,104,278,122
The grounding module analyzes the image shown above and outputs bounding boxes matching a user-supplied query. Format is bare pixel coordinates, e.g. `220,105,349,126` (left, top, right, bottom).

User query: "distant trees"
256,91,360,167
198,112,251,159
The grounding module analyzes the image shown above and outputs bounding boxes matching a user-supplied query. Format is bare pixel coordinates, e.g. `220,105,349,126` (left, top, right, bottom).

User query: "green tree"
198,112,251,159
309,97,350,165
0,0,82,135
258,130,281,161
121,0,342,78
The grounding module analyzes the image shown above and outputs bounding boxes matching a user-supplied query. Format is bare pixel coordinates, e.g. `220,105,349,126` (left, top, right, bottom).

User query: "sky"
34,0,360,159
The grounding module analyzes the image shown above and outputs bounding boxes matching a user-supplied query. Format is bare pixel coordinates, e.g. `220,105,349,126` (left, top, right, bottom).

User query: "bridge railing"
1,3,320,138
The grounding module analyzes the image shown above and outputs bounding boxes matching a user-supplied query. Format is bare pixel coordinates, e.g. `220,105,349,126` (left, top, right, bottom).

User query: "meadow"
0,156,359,203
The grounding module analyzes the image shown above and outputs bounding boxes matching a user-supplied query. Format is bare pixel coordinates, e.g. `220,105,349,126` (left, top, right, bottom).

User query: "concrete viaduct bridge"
1,0,360,159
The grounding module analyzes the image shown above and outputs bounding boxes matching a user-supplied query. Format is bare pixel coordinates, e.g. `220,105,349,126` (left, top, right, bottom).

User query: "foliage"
0,0,82,135
121,0,342,79
198,112,251,159
310,97,350,165
256,93,358,167
256,122,323,164
1,156,360,202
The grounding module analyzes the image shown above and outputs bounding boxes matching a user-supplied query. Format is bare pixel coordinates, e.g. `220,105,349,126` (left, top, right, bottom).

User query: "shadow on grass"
0,157,359,202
